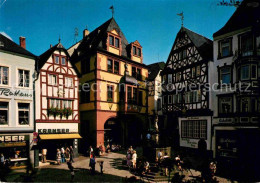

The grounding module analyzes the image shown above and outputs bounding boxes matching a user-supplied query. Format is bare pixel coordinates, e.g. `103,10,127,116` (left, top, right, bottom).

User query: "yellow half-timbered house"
69,18,148,148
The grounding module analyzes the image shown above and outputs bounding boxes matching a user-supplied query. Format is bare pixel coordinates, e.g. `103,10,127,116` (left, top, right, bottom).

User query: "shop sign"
0,142,26,147
38,129,69,134
0,135,28,142
0,88,33,97
218,118,234,123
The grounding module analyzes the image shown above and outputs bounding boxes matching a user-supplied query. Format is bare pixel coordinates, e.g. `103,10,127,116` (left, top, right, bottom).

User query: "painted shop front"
36,123,81,162
0,135,31,169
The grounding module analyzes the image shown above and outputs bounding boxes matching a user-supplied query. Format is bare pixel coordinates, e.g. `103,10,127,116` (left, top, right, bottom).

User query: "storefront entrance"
39,139,74,160
104,118,122,146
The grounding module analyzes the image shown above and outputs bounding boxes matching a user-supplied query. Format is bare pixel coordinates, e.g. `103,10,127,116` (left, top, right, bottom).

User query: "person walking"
42,148,47,163
67,161,75,182
65,147,70,162
61,147,65,163
162,152,170,176
89,146,93,158
132,150,137,169
90,153,96,175
0,153,4,168
69,146,74,163
56,149,61,165
126,150,132,168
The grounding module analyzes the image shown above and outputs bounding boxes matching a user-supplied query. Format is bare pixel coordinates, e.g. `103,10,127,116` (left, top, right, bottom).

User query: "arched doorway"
104,118,122,146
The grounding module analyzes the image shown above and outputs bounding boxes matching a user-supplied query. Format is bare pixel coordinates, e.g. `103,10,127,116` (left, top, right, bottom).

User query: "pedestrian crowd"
56,146,74,165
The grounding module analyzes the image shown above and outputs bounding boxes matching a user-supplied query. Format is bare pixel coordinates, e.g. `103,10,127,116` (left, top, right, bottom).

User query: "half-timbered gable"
161,27,213,151
162,27,213,114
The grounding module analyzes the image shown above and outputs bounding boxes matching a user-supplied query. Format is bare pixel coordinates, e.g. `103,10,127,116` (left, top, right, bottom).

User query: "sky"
0,0,236,65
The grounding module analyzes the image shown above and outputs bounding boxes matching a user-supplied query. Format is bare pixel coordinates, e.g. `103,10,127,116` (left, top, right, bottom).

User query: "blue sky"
0,0,236,65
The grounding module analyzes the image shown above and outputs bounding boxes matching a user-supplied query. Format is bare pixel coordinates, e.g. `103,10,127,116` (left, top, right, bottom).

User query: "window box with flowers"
63,108,73,119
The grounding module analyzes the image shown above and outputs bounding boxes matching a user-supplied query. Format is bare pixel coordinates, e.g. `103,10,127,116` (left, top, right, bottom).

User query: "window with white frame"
182,120,207,139
240,34,253,56
219,39,232,57
0,102,8,125
65,77,73,87
56,100,61,108
18,69,30,87
18,103,29,125
48,74,57,85
0,66,9,85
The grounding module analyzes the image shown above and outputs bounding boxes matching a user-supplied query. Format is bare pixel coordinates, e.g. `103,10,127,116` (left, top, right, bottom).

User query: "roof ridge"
183,27,212,41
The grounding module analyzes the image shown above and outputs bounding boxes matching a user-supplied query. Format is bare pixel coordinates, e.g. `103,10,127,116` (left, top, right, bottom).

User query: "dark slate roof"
214,0,260,37
183,27,213,60
71,18,129,62
37,43,80,76
147,62,165,81
0,34,35,58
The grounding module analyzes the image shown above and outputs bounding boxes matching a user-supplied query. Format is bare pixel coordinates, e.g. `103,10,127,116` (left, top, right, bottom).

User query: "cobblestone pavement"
4,152,236,182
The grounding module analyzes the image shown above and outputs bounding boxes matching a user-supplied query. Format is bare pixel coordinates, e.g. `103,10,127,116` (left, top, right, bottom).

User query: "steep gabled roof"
147,62,165,81
214,0,260,37
37,43,80,76
71,18,129,62
183,27,213,60
0,34,35,58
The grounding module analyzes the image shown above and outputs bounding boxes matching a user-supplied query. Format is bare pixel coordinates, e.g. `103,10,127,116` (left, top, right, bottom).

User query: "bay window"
18,69,30,87
241,65,250,80
0,66,9,85
240,34,253,56
18,103,29,125
0,102,8,125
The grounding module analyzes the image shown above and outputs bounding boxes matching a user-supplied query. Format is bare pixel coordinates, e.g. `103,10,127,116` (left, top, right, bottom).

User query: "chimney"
19,36,26,49
83,29,89,38
50,44,52,48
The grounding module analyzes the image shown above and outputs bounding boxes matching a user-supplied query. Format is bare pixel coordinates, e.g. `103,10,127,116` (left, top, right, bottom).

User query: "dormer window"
133,46,141,57
108,34,120,48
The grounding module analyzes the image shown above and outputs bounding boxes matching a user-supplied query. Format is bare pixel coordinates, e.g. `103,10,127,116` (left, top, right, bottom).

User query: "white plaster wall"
0,52,35,131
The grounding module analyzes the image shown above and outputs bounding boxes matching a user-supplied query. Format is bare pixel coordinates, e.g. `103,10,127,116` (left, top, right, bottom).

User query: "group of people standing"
56,146,74,165
126,146,137,170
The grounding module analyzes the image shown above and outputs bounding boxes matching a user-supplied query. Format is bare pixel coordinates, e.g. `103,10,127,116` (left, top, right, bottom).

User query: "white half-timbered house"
161,27,213,152
35,42,81,166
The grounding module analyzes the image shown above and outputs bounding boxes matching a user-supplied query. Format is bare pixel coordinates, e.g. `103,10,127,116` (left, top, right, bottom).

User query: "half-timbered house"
35,42,81,166
161,27,213,151
68,18,148,150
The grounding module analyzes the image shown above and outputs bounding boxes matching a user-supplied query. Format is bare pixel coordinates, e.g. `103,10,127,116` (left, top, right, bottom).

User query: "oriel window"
240,34,253,56
18,103,29,125
0,102,8,125
18,69,30,87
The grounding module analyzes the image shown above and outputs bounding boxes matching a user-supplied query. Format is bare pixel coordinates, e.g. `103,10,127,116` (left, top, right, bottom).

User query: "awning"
39,134,82,140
